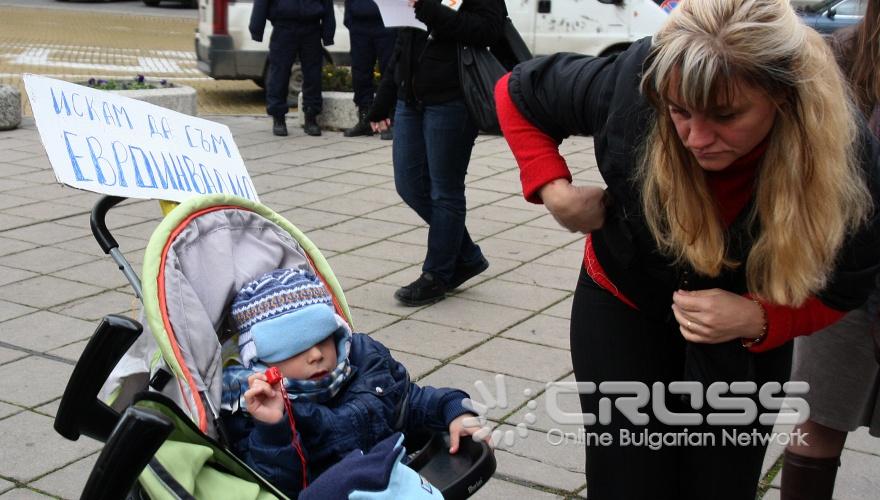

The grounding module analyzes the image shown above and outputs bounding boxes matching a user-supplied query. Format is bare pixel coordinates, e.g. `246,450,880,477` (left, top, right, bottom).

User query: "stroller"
53,194,496,499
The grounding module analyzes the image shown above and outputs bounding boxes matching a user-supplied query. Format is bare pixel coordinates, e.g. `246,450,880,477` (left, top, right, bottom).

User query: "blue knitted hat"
232,268,339,367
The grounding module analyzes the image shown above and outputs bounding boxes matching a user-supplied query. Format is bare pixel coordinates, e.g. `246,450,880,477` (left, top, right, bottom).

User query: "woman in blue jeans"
366,0,504,306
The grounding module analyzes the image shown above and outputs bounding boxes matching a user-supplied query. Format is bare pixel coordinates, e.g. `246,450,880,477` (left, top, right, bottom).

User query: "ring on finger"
686,320,692,329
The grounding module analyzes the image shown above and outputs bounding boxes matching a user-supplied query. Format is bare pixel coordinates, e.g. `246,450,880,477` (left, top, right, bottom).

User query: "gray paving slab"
454,337,572,383
305,229,379,253
0,347,28,366
0,357,74,408
51,260,131,289
0,237,36,257
0,246,96,274
468,478,565,500
498,261,580,292
0,401,23,419
845,426,880,456
371,320,489,361
0,300,36,324
29,452,98,500
0,276,104,309
0,488,55,499
348,307,399,334
0,311,94,352
419,364,543,422
275,207,353,231
49,289,137,322
491,423,586,473
0,266,36,287
544,296,574,320
326,254,410,282
478,236,558,263
507,374,585,435
493,449,587,493
349,240,426,265
388,350,442,380
0,479,12,496
309,195,393,217
464,279,570,312
410,297,535,335
500,314,572,350
0,411,101,483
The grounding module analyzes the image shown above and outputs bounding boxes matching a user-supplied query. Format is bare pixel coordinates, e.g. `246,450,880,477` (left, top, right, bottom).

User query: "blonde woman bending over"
495,0,880,499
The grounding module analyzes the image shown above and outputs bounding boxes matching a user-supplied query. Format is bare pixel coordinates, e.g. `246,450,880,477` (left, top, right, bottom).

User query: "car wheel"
288,63,304,103
143,0,160,6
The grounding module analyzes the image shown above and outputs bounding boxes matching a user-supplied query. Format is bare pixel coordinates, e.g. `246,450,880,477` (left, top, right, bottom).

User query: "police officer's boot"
272,115,288,137
303,112,321,137
344,107,374,137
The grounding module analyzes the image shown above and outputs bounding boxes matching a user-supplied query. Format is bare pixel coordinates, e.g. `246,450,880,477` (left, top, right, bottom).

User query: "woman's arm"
496,72,607,233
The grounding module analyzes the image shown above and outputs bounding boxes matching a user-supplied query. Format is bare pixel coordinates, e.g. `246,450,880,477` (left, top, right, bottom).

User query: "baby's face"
270,335,338,381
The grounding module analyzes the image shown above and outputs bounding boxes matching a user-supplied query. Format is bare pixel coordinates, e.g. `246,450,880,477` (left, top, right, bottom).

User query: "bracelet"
741,298,769,348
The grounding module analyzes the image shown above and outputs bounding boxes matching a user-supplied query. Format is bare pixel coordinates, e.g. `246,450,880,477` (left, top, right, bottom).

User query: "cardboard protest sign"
23,74,258,203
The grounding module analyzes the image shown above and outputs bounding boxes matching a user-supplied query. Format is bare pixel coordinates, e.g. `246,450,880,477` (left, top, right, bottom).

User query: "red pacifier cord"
265,366,309,488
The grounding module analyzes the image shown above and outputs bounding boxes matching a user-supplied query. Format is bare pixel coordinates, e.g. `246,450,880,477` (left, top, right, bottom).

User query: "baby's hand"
448,413,486,454
244,371,285,424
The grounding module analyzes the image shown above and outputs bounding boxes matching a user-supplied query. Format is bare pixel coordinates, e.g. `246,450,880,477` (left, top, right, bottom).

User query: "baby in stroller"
221,267,481,498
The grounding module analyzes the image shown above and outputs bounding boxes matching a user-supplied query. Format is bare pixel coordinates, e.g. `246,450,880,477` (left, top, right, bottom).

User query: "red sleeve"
746,295,847,353
495,73,573,204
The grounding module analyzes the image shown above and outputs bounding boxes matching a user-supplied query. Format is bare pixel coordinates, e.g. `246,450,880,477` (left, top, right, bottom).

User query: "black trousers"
349,29,396,108
266,23,324,117
570,269,792,500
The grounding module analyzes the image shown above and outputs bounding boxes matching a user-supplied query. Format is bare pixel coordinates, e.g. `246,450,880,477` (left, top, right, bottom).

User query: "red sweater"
495,72,845,352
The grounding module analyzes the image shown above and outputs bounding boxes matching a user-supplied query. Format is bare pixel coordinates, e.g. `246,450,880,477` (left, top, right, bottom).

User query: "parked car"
195,0,673,95
792,0,866,34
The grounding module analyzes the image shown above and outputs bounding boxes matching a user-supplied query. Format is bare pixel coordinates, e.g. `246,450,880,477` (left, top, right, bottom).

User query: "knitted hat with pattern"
232,267,338,368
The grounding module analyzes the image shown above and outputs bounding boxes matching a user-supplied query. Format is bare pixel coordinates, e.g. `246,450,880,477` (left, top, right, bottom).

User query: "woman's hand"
370,118,391,133
538,179,607,233
244,372,285,424
671,289,765,344
448,413,489,454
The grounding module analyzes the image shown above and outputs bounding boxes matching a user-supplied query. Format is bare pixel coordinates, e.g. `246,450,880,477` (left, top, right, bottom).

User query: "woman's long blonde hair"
639,0,872,306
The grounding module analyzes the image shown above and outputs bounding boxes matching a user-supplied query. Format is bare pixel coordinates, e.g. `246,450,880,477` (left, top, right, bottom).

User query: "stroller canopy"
140,194,352,434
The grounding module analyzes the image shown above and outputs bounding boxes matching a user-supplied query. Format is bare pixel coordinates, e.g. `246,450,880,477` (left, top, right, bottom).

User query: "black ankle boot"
272,115,287,136
781,449,840,500
303,113,321,136
344,106,374,137
394,272,447,306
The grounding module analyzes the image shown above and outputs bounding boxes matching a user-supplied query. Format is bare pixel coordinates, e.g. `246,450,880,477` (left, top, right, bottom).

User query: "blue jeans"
392,99,482,284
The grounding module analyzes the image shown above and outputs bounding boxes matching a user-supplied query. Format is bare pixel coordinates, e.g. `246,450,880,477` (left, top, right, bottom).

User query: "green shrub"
321,65,383,92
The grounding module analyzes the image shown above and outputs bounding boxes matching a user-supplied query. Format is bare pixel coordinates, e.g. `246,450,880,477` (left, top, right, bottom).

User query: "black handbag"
458,17,532,135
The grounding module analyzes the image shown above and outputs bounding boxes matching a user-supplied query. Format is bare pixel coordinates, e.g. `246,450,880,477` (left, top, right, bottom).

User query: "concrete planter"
109,82,198,116
297,91,358,131
0,84,22,131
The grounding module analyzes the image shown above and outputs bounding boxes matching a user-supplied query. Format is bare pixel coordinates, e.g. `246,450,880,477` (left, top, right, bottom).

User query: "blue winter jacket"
249,0,336,46
224,333,470,498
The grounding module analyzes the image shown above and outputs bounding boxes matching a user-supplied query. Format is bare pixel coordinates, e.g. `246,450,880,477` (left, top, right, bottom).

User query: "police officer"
250,0,335,136
342,0,396,138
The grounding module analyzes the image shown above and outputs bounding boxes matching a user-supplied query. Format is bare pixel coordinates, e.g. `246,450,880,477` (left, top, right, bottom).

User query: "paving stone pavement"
0,116,878,499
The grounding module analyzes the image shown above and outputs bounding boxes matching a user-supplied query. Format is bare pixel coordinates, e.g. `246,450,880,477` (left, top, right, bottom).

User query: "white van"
195,0,670,92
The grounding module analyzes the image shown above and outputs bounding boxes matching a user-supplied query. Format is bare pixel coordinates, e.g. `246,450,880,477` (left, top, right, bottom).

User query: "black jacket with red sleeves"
505,37,880,326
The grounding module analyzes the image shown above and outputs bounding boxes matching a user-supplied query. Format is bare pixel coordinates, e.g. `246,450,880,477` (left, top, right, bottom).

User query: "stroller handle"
90,195,143,300
90,195,126,254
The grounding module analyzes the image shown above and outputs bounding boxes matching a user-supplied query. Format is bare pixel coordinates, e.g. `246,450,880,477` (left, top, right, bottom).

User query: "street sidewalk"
0,116,877,499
